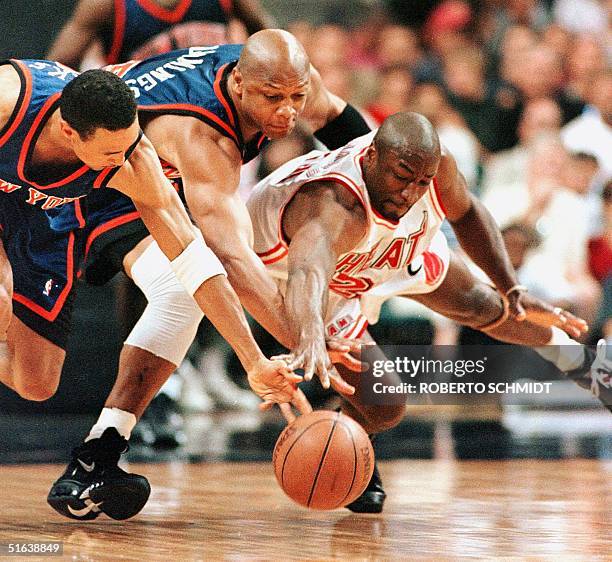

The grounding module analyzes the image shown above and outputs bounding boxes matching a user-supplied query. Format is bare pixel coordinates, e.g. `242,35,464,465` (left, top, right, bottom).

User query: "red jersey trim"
107,0,127,64
84,210,141,259
17,93,93,190
218,0,233,15
213,63,235,128
431,177,446,218
137,102,239,146
0,61,33,149
13,232,75,321
135,0,192,23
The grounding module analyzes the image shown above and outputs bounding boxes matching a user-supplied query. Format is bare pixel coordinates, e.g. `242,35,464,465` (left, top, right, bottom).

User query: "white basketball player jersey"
247,131,447,324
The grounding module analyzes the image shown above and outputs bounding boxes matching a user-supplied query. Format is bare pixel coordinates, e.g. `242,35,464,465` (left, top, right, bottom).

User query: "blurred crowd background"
0,0,610,461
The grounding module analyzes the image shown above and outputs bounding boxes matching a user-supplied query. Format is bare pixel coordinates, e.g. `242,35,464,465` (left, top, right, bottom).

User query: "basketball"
273,410,375,510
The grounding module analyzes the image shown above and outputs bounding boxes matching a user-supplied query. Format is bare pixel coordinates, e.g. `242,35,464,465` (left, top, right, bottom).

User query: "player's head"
59,69,139,170
363,112,441,221
233,29,310,139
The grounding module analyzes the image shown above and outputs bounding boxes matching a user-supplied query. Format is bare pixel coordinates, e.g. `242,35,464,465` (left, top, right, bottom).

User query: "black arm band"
313,103,371,149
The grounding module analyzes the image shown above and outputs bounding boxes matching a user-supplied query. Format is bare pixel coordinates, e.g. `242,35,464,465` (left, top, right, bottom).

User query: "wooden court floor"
0,460,610,560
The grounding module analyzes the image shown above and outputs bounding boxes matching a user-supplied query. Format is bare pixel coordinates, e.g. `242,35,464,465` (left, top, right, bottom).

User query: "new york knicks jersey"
107,45,267,165
101,0,232,64
247,131,447,309
0,60,126,233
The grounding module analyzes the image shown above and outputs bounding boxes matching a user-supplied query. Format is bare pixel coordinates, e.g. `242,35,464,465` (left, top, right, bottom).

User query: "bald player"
247,112,611,512
48,30,372,520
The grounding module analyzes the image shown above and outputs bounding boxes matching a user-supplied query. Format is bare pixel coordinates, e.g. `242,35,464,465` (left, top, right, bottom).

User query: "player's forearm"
451,199,518,293
193,275,266,372
284,266,329,346
285,232,335,346
218,248,296,349
136,198,197,261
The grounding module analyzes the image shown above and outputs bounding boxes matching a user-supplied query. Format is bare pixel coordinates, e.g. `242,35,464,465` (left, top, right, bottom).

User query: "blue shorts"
79,188,148,286
1,198,79,349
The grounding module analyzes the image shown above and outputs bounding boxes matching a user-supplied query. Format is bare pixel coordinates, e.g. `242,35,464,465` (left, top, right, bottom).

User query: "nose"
400,188,411,201
276,103,296,121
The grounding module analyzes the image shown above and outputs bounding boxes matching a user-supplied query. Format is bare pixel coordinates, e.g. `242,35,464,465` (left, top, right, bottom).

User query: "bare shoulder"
288,179,368,235
142,113,241,165
0,65,24,133
436,146,458,183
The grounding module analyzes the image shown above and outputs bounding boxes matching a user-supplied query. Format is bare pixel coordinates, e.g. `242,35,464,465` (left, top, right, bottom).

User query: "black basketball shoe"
47,427,151,520
565,340,611,413
345,461,386,514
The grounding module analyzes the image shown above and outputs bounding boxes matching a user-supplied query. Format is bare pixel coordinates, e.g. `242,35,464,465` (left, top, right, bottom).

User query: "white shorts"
323,230,450,339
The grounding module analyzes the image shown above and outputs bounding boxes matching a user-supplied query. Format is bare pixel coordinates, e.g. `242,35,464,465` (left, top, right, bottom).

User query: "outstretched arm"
109,134,310,416
145,115,299,348
47,0,112,68
438,148,587,335
281,181,367,392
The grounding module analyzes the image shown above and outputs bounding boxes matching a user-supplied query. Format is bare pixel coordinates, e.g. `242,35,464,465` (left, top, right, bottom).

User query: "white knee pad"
125,241,203,366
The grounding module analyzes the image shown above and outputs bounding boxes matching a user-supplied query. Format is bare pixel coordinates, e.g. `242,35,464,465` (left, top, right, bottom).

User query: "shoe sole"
47,477,151,521
89,477,151,520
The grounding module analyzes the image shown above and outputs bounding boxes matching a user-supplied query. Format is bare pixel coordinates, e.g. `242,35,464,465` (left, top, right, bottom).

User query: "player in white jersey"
247,112,611,513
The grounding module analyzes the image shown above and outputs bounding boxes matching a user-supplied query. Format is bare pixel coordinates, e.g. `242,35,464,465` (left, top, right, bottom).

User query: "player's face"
68,119,140,170
364,145,439,221
239,71,309,139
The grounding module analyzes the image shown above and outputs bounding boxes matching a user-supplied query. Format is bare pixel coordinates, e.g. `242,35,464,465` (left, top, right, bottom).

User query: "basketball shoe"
47,428,150,520
345,461,386,513
565,339,611,412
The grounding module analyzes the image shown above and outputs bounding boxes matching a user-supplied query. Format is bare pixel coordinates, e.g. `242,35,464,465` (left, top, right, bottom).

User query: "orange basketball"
273,410,375,510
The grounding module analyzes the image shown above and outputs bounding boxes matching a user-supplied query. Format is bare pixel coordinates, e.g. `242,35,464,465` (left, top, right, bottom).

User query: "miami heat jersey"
0,60,126,233
247,131,447,318
101,0,232,64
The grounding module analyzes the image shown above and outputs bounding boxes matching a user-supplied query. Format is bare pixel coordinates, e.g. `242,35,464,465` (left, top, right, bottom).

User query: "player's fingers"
512,299,526,321
334,351,364,372
283,371,303,384
279,402,296,424
292,388,313,415
326,340,351,352
318,370,331,389
259,401,274,412
329,371,356,396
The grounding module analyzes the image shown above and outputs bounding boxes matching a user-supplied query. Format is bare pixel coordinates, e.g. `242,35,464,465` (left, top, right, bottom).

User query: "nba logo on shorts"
43,278,54,297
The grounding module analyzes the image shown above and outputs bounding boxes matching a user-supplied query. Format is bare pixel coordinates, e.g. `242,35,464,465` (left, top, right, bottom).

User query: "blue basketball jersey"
81,45,270,275
101,0,231,64
106,44,267,163
0,60,127,233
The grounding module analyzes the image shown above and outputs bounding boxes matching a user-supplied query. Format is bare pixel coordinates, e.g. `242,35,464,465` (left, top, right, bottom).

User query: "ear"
364,144,377,167
232,67,244,97
59,117,77,142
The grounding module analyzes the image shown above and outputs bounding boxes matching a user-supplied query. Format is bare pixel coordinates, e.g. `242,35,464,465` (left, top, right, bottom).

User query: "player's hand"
519,294,588,338
273,334,356,397
247,358,312,423
505,288,528,322
326,336,368,372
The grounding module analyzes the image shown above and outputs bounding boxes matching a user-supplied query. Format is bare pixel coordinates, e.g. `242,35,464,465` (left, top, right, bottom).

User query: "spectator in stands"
483,97,562,195
562,70,612,190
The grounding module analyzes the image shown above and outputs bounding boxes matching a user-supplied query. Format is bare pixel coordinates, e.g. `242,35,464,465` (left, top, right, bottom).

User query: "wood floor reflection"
1,460,610,560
